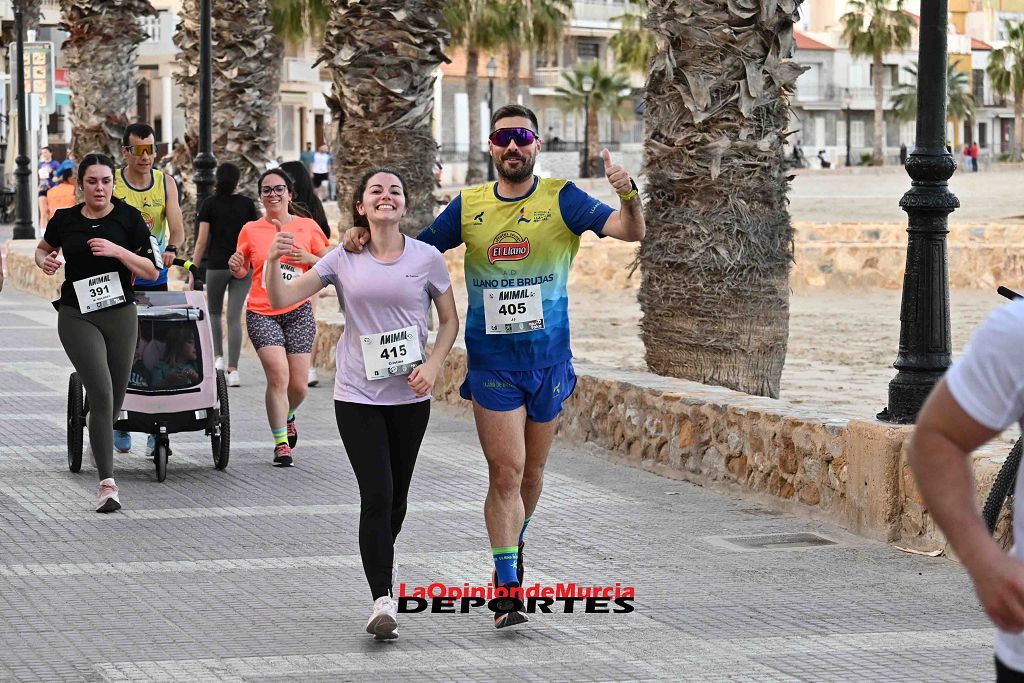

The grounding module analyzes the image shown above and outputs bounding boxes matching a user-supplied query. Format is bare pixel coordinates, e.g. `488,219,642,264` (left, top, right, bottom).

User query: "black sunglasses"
489,127,538,148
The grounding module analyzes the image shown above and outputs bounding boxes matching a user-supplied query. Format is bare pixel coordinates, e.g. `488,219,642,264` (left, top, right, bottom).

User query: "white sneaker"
96,478,121,513
226,370,240,387
215,356,225,372
366,596,399,640
307,367,319,387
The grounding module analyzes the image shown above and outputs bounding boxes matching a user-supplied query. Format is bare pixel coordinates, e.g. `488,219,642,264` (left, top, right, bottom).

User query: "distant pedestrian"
311,145,332,201
971,142,980,172
46,169,78,221
300,143,315,176
817,149,831,169
279,159,331,389
964,145,972,172
38,146,61,227
190,162,260,387
57,150,78,178
899,143,907,166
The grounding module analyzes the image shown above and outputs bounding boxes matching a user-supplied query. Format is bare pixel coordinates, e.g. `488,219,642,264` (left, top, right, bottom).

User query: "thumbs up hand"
269,219,295,261
601,148,633,197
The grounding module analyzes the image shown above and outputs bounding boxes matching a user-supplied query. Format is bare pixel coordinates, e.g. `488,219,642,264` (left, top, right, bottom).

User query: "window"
279,104,296,154
140,15,161,43
973,69,985,104
851,120,865,148
979,122,988,148
545,108,563,140
576,41,600,63
535,47,558,69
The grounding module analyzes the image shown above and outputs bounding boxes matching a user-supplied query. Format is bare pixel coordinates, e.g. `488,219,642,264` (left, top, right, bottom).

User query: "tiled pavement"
0,284,998,682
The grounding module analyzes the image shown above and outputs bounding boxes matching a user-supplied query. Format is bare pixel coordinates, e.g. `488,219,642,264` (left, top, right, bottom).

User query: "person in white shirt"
311,145,332,201
909,298,1024,681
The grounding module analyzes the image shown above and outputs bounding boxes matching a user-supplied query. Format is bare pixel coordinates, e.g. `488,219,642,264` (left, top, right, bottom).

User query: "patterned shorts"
245,301,316,355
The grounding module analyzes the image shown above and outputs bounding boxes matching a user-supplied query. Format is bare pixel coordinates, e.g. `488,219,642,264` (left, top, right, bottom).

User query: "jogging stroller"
67,260,230,482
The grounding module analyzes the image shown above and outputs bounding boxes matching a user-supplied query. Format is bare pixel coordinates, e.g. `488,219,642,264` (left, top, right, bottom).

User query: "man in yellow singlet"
113,123,186,454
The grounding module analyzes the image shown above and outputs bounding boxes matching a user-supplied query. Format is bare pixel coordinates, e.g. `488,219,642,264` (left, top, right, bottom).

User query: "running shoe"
226,370,240,387
273,443,293,467
366,596,399,640
113,431,131,454
146,434,157,460
307,367,319,387
215,356,225,372
492,583,528,629
287,416,298,448
96,478,121,513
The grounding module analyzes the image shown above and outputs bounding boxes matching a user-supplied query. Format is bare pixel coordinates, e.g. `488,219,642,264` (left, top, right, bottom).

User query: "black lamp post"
12,1,34,240
192,0,217,228
581,74,594,178
878,0,958,424
486,57,497,182
843,88,852,167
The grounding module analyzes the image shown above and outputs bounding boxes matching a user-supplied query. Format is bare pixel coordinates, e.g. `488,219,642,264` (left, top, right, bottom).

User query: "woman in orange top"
45,169,78,224
229,169,330,466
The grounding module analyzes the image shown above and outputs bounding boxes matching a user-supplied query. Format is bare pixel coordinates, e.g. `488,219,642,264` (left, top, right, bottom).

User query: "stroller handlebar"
998,286,1022,301
172,258,205,292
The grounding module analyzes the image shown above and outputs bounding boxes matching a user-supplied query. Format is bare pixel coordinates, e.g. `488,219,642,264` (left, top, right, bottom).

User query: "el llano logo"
488,230,530,265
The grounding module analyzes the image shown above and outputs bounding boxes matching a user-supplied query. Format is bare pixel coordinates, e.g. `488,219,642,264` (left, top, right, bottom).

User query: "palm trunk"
507,45,521,105
873,54,885,165
1014,94,1023,163
639,0,803,398
61,0,156,158
587,104,599,176
319,0,449,234
172,0,281,251
465,49,485,185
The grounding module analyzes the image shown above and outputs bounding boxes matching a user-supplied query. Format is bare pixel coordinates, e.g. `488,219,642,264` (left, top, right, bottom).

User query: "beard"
495,153,535,183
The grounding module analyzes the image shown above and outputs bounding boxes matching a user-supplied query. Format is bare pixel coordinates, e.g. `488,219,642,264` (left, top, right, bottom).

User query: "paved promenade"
0,284,1000,681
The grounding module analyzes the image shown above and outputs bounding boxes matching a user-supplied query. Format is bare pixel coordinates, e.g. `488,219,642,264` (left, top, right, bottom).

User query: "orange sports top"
235,215,330,315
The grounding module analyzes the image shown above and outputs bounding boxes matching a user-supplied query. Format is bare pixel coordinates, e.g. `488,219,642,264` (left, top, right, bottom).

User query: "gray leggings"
58,304,138,481
205,269,251,368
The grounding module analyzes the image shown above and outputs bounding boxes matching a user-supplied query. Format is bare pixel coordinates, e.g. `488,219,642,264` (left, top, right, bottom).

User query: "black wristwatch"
165,245,178,254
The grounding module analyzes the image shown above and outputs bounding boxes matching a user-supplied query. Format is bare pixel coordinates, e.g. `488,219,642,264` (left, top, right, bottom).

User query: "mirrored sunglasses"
488,127,537,148
125,144,155,156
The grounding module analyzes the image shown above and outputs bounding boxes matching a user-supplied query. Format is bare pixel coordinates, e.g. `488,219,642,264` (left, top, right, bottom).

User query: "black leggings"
335,400,431,600
998,657,1024,682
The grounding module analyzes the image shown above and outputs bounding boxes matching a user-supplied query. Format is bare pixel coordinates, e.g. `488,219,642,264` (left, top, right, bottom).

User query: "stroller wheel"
212,370,230,470
154,441,169,483
67,373,85,473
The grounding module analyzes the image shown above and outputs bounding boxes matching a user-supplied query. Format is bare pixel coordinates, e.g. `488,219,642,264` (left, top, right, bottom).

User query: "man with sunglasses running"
112,122,186,455
345,104,645,628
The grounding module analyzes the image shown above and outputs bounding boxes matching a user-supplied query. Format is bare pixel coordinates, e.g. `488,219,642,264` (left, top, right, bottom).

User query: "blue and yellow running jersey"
419,177,613,371
114,167,169,286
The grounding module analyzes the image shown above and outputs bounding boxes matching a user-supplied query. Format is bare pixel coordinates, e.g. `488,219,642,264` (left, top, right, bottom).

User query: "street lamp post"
581,75,594,178
192,0,217,229
843,89,852,167
486,57,497,182
878,0,958,424
12,1,34,240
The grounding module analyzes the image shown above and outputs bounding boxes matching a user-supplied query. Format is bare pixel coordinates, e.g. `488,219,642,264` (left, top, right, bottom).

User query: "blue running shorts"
459,360,577,423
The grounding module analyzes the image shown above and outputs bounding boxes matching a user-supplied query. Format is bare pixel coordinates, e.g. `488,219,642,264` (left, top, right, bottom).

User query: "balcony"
572,0,636,25
533,67,563,88
282,58,322,85
793,84,894,109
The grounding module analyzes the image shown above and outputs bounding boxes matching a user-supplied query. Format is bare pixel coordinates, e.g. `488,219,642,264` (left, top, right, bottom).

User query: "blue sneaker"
146,435,157,458
114,431,131,453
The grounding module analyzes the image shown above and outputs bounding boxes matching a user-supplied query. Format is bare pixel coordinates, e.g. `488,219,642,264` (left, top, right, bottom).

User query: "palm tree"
173,0,288,208
987,20,1024,162
554,61,632,176
839,0,914,166
317,0,449,234
891,61,975,136
443,0,502,185
639,0,805,399
499,0,572,104
609,0,656,72
60,0,157,158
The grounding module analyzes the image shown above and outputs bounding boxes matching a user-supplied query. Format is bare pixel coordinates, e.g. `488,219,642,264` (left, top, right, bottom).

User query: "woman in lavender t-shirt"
265,167,459,640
